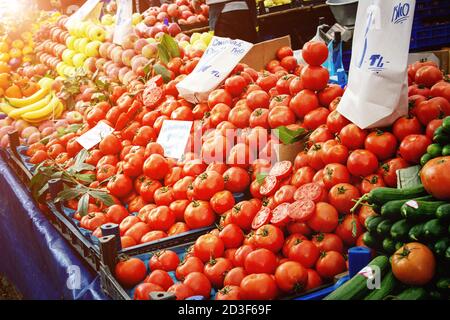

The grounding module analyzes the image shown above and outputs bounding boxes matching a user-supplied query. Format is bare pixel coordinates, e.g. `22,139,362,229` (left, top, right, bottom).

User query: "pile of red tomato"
25,37,450,300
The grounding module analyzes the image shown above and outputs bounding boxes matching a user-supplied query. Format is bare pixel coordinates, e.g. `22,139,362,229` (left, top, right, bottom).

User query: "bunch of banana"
0,77,65,123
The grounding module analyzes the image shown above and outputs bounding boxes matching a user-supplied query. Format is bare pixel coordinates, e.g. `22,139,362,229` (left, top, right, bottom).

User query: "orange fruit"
21,82,40,97
0,87,4,97
0,73,10,90
5,84,22,98
0,62,10,73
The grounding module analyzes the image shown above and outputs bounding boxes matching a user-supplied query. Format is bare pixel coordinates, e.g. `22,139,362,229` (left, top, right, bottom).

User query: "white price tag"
65,0,101,29
156,120,193,160
76,122,114,150
113,0,133,46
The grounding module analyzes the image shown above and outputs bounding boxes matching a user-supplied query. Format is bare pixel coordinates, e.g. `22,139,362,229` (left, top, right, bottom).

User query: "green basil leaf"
77,193,90,217
88,190,115,207
157,44,170,65
153,64,171,83
161,34,180,58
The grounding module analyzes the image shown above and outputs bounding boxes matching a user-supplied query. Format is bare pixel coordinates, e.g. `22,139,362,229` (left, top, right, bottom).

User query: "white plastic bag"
176,37,253,103
337,0,416,129
65,0,102,29
113,0,133,46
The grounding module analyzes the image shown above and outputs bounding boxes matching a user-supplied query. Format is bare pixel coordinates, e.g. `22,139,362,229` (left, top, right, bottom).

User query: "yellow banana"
0,102,15,115
22,102,64,124
8,94,53,119
6,77,53,107
21,95,61,121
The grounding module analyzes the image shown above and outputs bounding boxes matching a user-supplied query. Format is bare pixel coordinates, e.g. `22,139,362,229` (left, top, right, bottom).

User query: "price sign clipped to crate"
156,120,193,160
114,0,133,46
176,37,253,103
65,0,103,29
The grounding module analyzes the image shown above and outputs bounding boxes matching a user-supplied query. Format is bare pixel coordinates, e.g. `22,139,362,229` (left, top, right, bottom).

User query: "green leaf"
75,174,96,183
274,126,309,145
143,62,152,76
161,34,180,58
88,190,115,207
153,64,171,83
256,172,269,185
56,187,84,203
77,193,89,217
157,44,170,65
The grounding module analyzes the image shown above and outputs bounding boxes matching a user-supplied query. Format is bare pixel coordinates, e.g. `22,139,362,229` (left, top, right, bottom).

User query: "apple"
107,43,118,59
144,15,157,26
72,53,87,68
62,49,75,65
131,56,149,73
88,26,106,42
118,66,131,83
167,4,180,18
83,57,97,73
121,49,135,67
85,41,102,57
122,34,139,50
123,70,138,85
134,38,148,54
95,58,107,70
154,32,166,42
65,111,83,124
78,38,90,54
168,23,182,36
99,42,110,58
181,10,193,20
157,12,169,22
20,126,40,139
160,3,169,12
101,14,114,26
187,16,199,24
111,46,124,65
141,43,158,59
132,12,143,25
27,132,41,145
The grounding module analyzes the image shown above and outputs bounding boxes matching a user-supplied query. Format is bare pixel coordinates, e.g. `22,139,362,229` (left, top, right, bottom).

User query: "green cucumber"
442,144,450,156
436,277,450,291
408,223,425,241
434,238,450,256
382,238,396,254
423,219,446,239
390,219,413,241
394,287,428,300
324,256,390,300
442,116,450,132
380,196,433,220
363,271,397,300
366,185,426,205
420,153,432,166
400,200,446,221
365,216,385,233
436,203,450,221
434,134,450,145
377,220,393,237
446,246,450,261
427,143,442,158
362,231,379,248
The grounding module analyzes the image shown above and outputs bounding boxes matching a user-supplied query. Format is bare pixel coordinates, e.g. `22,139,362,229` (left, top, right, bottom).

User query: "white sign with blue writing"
156,120,193,160
176,37,253,103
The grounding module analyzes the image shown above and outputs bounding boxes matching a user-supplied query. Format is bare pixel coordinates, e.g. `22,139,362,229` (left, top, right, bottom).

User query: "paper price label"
65,0,101,29
76,122,114,150
113,0,133,46
156,120,193,160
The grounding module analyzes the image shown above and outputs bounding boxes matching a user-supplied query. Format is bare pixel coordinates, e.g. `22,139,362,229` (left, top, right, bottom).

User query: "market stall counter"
0,153,108,300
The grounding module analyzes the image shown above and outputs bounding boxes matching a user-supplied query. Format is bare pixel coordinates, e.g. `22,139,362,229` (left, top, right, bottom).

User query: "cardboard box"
408,49,450,74
241,36,292,71
274,140,305,163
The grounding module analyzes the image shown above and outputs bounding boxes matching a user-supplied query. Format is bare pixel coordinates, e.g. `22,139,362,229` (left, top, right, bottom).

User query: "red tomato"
256,73,278,92
315,251,346,279
275,261,308,293
303,108,330,130
184,200,216,229
225,75,247,97
312,233,344,253
167,283,195,300
392,116,423,141
175,256,204,281
302,41,328,66
360,174,386,194
114,257,147,288
328,183,360,214
416,97,450,126
318,84,344,107
253,224,284,252
246,90,270,110
144,269,174,290
305,269,323,291
194,234,224,262
230,200,259,231
223,167,250,193
288,200,316,222
143,154,169,180
399,134,431,164
105,205,129,224
364,131,398,161
289,89,319,119
288,239,320,268
107,174,133,198
224,267,247,287
339,124,367,150
204,257,234,288
322,163,350,189
307,202,339,232
426,119,443,139
146,206,175,231
321,142,349,165
268,106,296,128
291,166,316,188
335,214,364,246
244,248,277,274
346,149,379,177
240,273,278,300
219,223,244,249
183,272,212,298
293,182,327,203
208,89,232,108
149,250,180,272
415,65,443,87
326,110,350,134
301,65,329,91
233,244,255,267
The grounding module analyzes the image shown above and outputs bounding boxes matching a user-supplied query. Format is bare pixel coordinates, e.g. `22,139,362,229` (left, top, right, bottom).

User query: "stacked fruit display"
141,0,209,27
